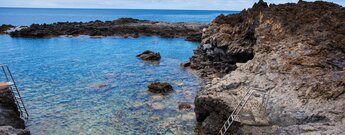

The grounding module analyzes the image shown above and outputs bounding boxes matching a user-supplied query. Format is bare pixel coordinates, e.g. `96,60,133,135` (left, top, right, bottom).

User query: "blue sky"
0,0,344,10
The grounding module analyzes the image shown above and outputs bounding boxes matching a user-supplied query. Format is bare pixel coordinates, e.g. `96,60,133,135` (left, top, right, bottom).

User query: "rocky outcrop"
9,18,207,42
192,1,345,134
180,62,191,68
0,85,30,134
178,102,192,111
0,126,30,135
0,24,14,34
148,82,173,94
136,50,161,61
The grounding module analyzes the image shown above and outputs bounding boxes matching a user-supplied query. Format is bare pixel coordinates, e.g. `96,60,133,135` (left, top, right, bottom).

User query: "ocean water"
0,8,236,26
0,8,238,135
0,35,201,134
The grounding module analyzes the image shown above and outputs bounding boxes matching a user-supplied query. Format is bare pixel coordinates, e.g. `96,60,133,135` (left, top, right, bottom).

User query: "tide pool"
0,35,201,134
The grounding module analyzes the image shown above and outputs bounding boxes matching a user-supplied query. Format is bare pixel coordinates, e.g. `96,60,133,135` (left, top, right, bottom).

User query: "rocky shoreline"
0,24,14,34
0,85,30,135
1,1,344,134
187,0,345,134
1,18,207,42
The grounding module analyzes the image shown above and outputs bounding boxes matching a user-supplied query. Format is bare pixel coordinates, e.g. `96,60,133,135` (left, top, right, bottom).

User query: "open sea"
0,8,236,26
0,8,237,134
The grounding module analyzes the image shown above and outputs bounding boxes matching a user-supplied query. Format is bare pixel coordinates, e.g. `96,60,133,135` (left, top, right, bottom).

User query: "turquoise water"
0,35,201,134
0,8,237,26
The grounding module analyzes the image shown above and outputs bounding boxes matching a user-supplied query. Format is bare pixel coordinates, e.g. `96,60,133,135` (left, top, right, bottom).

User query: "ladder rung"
219,89,255,135
226,120,230,126
1,64,29,120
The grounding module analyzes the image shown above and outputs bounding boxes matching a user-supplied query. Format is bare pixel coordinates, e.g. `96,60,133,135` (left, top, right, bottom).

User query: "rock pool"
0,35,201,134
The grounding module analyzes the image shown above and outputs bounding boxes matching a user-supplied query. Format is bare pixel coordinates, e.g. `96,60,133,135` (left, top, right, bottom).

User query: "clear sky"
0,0,344,10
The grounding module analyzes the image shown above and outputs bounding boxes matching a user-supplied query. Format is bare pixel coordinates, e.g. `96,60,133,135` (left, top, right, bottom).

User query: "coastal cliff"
7,18,207,42
190,0,345,134
0,87,30,134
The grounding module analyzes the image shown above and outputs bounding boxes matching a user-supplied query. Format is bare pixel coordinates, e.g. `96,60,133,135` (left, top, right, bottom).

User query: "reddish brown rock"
9,18,207,42
0,86,30,134
148,82,173,94
178,102,192,111
136,50,161,61
192,1,345,134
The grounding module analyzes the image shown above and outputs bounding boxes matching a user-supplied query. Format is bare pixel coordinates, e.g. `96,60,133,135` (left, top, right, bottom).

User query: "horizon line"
0,6,239,12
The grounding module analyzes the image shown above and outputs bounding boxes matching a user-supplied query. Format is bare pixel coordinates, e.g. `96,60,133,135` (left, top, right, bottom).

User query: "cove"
0,35,201,134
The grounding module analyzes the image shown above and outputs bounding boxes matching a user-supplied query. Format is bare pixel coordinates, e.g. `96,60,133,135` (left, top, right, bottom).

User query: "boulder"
148,102,165,110
90,83,108,90
136,50,161,61
148,82,173,94
178,102,192,110
180,62,191,68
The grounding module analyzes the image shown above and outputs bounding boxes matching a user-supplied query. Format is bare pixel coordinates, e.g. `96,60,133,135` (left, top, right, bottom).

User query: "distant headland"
0,18,207,42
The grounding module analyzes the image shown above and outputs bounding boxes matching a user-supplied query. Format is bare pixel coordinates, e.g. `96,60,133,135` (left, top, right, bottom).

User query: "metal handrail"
0,64,29,120
218,87,269,135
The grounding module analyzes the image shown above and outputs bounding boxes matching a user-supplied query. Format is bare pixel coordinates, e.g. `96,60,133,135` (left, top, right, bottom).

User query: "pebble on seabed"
133,101,145,108
151,94,164,100
90,83,108,90
174,80,184,86
182,112,195,120
149,116,161,121
178,102,192,111
148,102,165,110
160,117,177,128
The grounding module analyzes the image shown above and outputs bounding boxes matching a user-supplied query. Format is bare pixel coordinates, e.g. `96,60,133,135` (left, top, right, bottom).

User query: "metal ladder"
0,64,29,120
218,89,254,135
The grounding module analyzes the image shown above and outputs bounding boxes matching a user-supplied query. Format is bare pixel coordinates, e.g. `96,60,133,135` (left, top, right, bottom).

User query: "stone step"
0,82,13,91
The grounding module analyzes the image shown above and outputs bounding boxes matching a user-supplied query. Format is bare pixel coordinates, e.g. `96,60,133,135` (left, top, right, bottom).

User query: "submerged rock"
148,102,165,110
178,102,192,111
180,62,191,68
148,82,173,94
181,112,196,120
174,80,184,86
136,50,161,61
90,83,108,90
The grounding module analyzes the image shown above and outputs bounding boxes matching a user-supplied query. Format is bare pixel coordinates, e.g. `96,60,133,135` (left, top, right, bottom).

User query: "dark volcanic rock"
186,33,204,42
9,18,207,41
136,50,161,61
0,85,30,134
0,126,30,135
0,24,14,34
178,102,192,110
180,62,191,68
192,0,345,135
148,82,173,94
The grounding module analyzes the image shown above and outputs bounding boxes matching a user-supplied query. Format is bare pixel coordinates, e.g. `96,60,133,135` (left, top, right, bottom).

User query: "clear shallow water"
0,8,237,26
0,35,201,134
